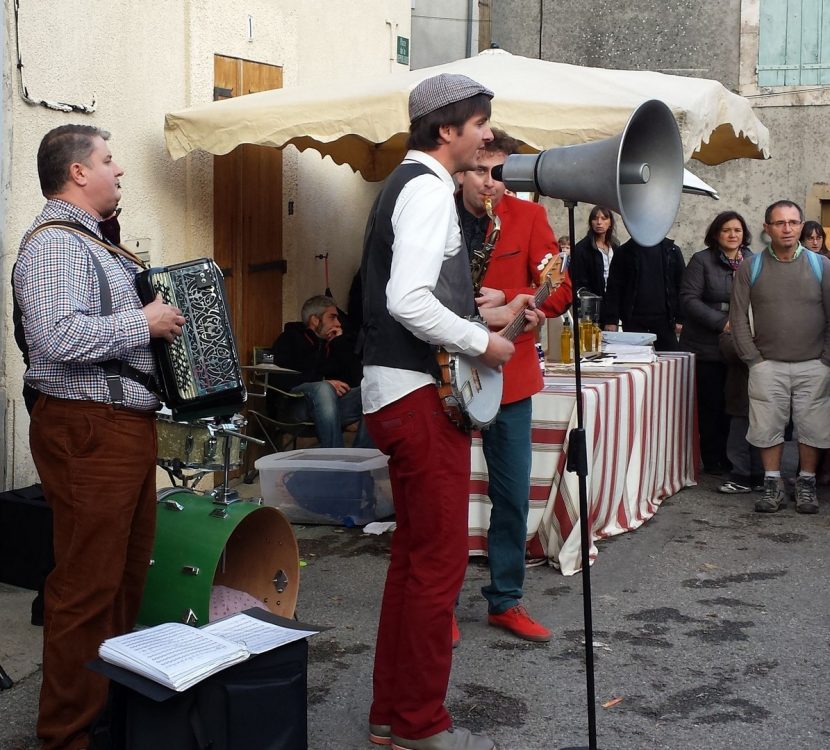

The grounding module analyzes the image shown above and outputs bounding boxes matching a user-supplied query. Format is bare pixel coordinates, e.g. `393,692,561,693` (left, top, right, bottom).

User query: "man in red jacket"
456,129,572,641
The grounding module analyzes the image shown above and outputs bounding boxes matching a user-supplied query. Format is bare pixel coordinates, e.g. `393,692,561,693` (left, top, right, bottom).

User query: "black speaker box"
91,610,309,750
0,483,54,590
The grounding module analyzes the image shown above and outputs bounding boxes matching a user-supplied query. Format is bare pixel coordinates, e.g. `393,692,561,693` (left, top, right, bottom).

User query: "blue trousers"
292,381,373,448
480,397,533,614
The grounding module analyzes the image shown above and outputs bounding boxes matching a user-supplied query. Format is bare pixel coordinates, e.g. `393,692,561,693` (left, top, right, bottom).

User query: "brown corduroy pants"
30,396,157,750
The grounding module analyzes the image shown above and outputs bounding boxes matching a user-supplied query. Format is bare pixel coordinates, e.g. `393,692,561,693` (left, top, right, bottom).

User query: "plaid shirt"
14,199,159,410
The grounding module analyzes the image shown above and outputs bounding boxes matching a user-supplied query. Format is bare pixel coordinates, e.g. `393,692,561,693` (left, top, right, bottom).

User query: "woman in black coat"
569,205,620,298
679,210,753,476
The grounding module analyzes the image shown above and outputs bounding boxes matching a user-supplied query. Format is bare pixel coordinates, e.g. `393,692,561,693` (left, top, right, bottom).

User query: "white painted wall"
0,0,8,489
1,0,410,489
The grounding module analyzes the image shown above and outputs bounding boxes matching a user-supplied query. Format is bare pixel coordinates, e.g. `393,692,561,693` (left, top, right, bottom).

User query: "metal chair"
248,380,318,453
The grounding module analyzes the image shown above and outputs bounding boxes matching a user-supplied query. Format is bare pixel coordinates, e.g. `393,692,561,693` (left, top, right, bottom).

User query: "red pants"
30,397,157,750
365,386,471,740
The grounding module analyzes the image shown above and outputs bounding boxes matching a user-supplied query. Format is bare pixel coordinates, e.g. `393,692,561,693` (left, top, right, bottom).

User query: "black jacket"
270,323,362,390
601,238,685,327
570,234,619,298
679,245,754,362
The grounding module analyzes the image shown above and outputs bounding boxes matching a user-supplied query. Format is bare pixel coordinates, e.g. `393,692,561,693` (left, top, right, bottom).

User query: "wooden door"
213,55,284,366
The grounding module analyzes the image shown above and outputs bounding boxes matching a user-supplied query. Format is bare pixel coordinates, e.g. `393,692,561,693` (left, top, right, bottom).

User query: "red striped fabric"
467,353,698,575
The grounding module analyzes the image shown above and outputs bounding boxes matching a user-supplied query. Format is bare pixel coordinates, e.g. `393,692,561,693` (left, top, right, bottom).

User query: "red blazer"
480,194,572,404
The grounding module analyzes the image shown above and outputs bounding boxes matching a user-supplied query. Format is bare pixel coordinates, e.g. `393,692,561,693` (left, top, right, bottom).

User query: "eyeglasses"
767,220,803,229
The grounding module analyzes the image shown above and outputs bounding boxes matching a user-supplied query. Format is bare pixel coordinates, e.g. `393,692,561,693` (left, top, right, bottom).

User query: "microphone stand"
560,200,601,750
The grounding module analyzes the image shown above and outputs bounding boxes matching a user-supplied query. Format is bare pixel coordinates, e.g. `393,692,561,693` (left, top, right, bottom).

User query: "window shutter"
758,0,830,86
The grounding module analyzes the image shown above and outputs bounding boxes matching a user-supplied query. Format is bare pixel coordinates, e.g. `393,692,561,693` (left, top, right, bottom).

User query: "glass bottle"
560,317,573,364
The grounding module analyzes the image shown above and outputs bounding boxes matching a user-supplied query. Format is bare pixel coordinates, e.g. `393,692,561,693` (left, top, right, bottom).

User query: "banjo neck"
500,281,553,343
498,252,564,343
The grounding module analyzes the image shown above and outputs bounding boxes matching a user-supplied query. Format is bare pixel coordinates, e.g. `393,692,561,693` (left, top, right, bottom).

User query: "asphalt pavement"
1,473,829,750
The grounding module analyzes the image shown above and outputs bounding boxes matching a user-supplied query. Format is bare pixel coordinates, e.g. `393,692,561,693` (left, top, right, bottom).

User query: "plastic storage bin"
255,448,394,526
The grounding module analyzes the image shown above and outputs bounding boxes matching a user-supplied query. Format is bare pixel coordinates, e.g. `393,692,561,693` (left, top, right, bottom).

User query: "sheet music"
202,613,318,654
99,622,249,691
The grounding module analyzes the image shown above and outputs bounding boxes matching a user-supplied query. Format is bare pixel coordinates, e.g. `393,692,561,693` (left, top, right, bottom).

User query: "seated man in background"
270,295,372,448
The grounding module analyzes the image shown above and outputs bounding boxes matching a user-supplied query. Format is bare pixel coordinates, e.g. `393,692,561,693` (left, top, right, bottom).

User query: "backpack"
749,248,823,286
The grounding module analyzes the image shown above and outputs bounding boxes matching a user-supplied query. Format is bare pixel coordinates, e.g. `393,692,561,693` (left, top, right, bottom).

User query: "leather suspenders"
15,220,160,405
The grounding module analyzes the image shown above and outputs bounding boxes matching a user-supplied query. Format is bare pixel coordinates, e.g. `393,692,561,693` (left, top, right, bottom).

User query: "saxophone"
469,196,501,294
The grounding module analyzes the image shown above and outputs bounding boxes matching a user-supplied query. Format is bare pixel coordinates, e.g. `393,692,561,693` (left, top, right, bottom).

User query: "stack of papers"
99,613,318,691
602,343,656,363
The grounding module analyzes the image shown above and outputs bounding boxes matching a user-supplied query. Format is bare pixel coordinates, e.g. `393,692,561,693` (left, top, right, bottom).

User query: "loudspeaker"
493,99,684,247
92,610,310,750
0,484,53,591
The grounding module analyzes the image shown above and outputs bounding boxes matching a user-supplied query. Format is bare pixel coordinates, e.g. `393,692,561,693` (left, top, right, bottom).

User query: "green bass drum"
138,488,299,626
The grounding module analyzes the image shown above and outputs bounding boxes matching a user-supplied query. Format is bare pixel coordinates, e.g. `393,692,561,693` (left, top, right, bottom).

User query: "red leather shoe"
451,613,461,649
487,605,551,642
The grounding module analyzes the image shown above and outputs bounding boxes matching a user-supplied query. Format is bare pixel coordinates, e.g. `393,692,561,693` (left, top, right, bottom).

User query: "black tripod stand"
560,201,602,750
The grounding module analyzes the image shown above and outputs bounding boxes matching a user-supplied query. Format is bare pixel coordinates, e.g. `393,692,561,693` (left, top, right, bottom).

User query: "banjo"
436,252,567,431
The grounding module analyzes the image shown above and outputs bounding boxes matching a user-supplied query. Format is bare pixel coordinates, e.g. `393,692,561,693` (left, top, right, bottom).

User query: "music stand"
559,201,602,750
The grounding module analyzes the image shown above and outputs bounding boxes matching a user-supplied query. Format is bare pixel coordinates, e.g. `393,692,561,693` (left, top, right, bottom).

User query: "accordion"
136,258,246,420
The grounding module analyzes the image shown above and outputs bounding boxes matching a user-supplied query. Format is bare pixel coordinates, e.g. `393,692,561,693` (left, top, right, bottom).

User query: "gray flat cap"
408,73,494,122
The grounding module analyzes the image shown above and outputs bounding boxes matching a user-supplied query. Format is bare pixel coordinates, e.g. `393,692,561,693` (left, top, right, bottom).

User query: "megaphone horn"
492,99,684,247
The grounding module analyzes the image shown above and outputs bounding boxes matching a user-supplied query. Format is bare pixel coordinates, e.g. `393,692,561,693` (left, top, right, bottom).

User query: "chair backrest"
252,346,274,365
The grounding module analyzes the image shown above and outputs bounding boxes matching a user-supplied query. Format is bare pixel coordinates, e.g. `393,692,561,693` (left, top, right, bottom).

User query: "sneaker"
370,724,392,746
487,605,551,642
451,613,461,649
391,727,495,750
795,475,819,514
755,477,786,513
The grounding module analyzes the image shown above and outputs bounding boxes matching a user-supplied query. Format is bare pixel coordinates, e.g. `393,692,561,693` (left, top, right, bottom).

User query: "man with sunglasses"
730,200,830,515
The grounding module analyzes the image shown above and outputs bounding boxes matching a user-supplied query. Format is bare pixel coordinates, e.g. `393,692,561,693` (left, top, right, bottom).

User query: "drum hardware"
203,436,218,464
182,565,201,576
160,498,184,512
273,570,289,594
183,609,198,626
207,415,266,505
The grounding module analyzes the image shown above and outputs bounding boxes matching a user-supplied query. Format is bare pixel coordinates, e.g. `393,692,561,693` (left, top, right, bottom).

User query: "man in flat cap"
360,73,543,750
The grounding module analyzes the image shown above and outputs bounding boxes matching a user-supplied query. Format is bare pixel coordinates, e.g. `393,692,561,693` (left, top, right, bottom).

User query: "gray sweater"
730,248,830,367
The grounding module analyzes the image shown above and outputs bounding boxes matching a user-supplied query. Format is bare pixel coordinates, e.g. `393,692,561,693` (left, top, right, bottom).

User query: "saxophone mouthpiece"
483,196,493,217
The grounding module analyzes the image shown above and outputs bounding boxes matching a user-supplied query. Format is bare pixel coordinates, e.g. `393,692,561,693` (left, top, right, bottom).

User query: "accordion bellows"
136,259,246,420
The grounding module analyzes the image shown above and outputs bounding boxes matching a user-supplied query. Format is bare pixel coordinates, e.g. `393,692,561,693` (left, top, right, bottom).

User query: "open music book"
98,612,318,692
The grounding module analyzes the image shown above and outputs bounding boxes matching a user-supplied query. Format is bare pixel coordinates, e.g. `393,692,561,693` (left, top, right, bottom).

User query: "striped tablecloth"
468,352,698,575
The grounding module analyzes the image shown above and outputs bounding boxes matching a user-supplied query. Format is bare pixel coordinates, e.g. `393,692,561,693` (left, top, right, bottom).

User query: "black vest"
360,161,475,377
